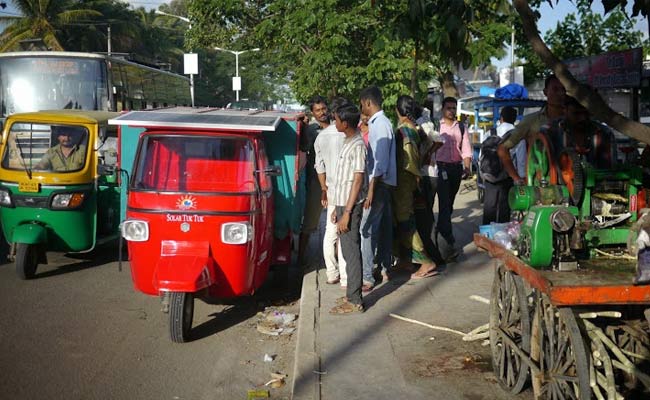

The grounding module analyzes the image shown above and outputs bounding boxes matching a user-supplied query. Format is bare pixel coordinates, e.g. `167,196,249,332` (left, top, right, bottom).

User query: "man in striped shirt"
329,104,367,314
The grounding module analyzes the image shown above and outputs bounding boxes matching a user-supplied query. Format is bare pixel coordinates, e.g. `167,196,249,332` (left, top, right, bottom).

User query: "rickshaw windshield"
1,123,89,173
132,135,256,193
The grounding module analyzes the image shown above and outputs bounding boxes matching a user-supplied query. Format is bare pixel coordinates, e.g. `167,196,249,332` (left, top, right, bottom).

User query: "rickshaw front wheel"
15,243,38,280
169,292,193,343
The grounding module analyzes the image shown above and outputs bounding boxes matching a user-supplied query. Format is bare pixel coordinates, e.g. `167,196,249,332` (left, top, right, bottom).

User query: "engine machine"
509,133,643,271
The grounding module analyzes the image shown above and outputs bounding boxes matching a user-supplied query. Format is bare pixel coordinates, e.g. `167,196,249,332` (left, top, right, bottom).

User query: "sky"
493,1,647,68
126,0,167,10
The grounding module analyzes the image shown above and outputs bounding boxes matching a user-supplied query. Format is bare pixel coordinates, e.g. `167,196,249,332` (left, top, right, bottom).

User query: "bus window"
124,64,144,109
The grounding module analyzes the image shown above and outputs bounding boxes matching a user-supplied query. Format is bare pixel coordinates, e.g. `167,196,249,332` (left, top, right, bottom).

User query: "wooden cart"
474,233,650,400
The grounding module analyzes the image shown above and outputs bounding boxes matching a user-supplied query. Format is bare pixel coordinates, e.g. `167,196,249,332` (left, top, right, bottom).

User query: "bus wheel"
15,243,38,280
169,292,193,343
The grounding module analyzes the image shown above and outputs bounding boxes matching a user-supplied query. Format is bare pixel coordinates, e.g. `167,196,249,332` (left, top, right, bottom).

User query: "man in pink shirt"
435,97,472,261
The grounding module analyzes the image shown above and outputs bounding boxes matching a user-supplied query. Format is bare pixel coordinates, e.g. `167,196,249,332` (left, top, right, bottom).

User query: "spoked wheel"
489,262,531,394
534,295,591,400
169,292,194,343
595,318,650,397
15,243,38,280
558,150,585,206
526,133,558,186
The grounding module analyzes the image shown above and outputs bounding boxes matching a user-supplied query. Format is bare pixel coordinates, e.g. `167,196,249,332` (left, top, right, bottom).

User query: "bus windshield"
132,135,256,193
1,123,89,173
0,57,107,117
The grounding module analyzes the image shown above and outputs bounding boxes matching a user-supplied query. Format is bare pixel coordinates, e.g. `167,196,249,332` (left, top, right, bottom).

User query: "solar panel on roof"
108,109,284,131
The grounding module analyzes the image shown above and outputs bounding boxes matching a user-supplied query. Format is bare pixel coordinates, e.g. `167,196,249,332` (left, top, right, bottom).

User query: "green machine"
509,133,643,271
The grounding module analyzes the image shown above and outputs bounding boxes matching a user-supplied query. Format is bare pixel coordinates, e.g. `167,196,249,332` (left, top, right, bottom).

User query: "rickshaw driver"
35,127,86,171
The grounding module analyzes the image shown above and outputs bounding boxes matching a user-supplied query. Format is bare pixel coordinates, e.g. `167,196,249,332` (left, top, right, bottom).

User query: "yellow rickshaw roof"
5,110,120,125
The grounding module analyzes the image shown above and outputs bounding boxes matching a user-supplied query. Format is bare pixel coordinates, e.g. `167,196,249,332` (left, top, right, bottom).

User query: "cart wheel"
15,243,38,280
169,292,193,343
489,263,531,394
601,319,650,396
534,295,590,400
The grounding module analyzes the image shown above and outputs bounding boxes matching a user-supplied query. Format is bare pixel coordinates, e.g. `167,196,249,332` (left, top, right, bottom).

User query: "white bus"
0,51,191,118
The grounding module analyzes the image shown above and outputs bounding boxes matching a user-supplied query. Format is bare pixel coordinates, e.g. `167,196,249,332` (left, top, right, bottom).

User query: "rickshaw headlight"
221,222,252,245
51,193,85,209
121,220,149,242
0,189,12,206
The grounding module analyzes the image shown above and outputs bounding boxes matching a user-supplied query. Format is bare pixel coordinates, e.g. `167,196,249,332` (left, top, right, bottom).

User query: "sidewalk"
291,181,532,399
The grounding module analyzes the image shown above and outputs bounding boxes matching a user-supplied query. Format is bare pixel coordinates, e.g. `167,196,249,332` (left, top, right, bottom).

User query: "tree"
187,0,517,107
543,0,645,61
0,0,101,51
60,0,141,54
513,0,650,144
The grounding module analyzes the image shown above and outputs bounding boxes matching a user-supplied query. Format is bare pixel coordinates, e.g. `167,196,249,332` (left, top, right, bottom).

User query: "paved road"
0,245,299,400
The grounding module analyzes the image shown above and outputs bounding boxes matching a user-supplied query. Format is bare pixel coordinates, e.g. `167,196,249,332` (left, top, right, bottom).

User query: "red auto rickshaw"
110,108,304,342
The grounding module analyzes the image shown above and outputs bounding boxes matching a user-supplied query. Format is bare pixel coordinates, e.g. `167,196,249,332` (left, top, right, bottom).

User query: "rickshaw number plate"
18,182,39,193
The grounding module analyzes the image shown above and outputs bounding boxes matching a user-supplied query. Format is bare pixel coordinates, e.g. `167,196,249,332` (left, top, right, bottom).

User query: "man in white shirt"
482,106,525,224
314,97,349,287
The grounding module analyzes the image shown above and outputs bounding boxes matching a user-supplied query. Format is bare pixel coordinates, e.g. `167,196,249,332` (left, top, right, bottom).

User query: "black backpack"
479,128,511,183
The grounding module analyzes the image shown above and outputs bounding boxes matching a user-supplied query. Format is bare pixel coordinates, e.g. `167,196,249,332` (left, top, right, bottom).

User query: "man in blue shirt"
359,86,397,290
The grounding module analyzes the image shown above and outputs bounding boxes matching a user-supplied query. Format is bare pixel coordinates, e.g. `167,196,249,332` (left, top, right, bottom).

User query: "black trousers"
336,204,363,305
482,178,513,225
436,162,463,245
414,178,445,265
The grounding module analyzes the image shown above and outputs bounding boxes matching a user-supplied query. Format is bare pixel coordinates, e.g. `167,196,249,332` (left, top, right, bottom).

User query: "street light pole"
214,47,260,102
155,10,195,107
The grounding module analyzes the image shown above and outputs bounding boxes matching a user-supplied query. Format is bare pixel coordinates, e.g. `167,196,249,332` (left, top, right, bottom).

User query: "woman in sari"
393,95,439,279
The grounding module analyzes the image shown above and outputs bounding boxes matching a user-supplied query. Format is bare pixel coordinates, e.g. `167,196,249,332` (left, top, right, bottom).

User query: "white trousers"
324,205,347,285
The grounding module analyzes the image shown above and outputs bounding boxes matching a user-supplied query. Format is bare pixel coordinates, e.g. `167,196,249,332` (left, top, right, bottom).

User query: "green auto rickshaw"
0,110,121,279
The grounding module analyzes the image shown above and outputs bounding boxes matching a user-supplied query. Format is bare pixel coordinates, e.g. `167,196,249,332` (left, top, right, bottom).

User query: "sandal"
411,264,439,280
329,299,364,314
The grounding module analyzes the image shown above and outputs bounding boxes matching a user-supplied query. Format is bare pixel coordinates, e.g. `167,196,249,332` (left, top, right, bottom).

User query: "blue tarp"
494,83,528,100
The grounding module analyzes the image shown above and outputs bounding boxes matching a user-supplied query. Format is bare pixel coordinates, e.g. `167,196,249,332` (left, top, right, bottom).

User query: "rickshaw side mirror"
259,165,282,177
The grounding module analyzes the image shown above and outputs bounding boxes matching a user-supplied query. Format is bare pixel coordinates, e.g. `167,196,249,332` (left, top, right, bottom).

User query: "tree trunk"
440,70,458,98
513,0,650,145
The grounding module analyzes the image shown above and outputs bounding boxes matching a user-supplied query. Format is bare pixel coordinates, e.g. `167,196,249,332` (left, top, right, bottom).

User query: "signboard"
183,53,198,75
499,66,524,87
565,48,642,88
232,76,242,91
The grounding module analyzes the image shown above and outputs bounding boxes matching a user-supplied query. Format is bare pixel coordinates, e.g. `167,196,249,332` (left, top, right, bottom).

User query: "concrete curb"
291,267,320,400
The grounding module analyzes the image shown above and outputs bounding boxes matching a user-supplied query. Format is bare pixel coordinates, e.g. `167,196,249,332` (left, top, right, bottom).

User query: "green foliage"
0,0,102,51
517,0,647,83
544,0,645,61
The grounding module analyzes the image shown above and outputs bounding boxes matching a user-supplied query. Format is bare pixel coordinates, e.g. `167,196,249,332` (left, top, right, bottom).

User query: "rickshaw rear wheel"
169,292,193,343
15,243,38,280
